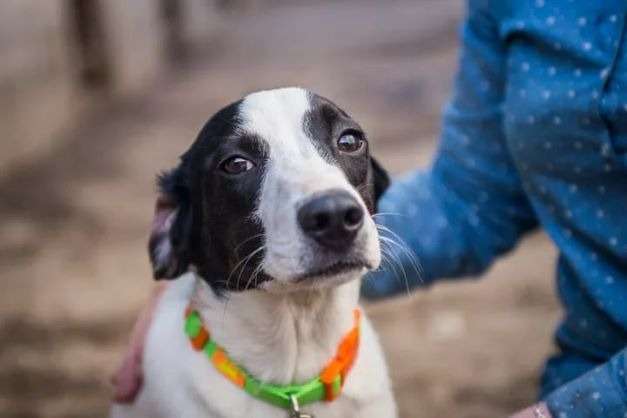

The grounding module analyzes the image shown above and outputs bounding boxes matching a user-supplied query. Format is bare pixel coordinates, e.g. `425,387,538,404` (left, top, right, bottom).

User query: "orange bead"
338,330,358,359
324,383,335,401
222,364,245,387
212,348,227,365
320,360,342,384
191,327,209,350
323,375,342,401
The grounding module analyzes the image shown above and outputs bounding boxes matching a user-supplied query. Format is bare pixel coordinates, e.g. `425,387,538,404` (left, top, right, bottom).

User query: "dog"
111,87,397,418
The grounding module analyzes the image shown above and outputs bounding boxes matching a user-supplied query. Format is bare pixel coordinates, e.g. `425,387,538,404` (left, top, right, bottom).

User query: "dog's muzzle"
297,189,364,251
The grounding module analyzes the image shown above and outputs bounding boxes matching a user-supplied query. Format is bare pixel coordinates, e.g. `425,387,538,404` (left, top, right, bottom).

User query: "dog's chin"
260,261,372,293
294,261,371,282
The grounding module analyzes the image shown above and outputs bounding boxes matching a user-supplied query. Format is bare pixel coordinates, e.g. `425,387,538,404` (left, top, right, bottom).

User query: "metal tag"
288,395,314,418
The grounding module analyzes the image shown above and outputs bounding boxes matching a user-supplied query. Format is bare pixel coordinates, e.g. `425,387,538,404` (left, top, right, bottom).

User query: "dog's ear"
370,156,390,207
148,167,193,280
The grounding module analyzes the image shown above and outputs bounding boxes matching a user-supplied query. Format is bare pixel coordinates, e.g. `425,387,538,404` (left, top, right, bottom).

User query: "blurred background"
0,1,559,417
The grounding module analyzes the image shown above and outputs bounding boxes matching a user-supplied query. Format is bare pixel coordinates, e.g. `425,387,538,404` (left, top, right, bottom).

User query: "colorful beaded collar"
184,306,361,414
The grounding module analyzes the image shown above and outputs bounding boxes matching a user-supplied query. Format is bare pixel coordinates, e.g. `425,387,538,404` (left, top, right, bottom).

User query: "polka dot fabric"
362,1,627,416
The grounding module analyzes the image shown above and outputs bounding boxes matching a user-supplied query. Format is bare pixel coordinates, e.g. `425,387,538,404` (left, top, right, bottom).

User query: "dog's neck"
189,275,361,384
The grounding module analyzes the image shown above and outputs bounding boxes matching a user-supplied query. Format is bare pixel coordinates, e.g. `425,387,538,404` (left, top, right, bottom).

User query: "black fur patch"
303,92,389,213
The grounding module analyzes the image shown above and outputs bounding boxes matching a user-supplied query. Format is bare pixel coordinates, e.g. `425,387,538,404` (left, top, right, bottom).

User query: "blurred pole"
67,0,112,90
160,0,186,61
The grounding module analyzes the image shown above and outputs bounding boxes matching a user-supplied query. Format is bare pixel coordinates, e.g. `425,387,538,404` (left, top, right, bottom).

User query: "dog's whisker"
371,212,404,218
373,246,412,296
234,246,265,290
377,247,401,279
378,234,423,284
244,256,264,291
225,246,265,290
378,237,411,295
388,258,412,296
221,293,231,325
376,225,424,281
246,262,265,291
234,233,265,253
375,253,406,291
377,231,424,296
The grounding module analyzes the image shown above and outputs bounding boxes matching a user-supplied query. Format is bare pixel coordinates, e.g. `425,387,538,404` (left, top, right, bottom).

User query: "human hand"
111,283,168,403
509,402,552,418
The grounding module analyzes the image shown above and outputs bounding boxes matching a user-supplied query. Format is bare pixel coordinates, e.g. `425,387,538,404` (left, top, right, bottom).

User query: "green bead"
243,375,326,410
330,374,341,397
294,378,325,407
185,312,202,338
203,340,217,358
245,378,290,409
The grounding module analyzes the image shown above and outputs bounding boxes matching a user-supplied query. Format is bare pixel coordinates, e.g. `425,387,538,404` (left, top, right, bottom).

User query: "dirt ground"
0,1,561,417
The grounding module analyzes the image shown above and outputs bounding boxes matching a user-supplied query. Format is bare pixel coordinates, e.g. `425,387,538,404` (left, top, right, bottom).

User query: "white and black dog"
111,87,397,418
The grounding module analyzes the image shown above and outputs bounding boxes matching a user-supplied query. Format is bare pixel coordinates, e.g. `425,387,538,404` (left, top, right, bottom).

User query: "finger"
112,368,143,403
111,354,143,403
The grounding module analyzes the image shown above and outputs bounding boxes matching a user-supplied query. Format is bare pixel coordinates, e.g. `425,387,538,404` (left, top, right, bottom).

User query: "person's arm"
111,282,168,402
544,348,627,418
362,0,538,299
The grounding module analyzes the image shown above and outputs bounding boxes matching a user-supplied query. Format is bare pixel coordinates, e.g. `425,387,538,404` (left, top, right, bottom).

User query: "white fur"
111,88,396,418
153,211,176,272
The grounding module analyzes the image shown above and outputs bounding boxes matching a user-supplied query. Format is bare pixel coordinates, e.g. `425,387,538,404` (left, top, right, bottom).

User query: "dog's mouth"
294,260,371,282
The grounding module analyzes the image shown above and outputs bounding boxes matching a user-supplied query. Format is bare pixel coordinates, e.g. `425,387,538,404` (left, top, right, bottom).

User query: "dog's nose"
298,190,364,251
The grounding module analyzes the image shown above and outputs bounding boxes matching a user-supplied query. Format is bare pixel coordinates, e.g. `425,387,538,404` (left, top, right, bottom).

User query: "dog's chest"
118,276,394,418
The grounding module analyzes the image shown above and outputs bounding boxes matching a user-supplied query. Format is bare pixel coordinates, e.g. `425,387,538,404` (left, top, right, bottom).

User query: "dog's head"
149,87,389,293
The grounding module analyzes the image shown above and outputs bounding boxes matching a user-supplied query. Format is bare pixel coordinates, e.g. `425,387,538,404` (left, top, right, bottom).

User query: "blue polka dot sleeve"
546,349,627,418
363,0,627,415
362,1,538,299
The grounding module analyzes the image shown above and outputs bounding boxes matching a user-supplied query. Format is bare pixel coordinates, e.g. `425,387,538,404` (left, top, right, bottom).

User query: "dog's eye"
221,156,255,174
337,131,365,153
